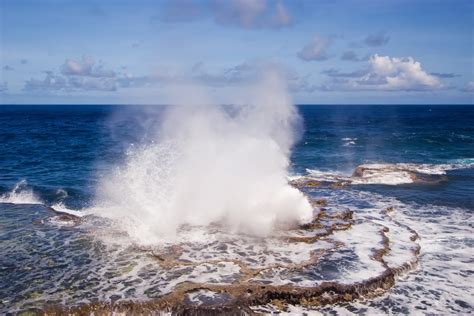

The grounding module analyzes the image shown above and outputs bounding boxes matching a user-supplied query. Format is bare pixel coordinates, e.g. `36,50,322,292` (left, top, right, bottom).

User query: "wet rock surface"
352,165,448,185
294,162,460,187
0,181,425,315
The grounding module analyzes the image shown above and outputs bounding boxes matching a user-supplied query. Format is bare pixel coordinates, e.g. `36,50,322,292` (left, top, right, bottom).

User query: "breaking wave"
301,161,474,186
0,180,42,204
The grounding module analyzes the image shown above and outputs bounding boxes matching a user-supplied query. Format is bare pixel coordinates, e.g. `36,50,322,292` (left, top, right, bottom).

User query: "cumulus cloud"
159,0,292,29
366,55,442,90
2,65,14,71
24,56,122,92
297,36,332,61
364,31,390,47
24,72,118,92
24,56,189,93
24,71,122,92
60,56,94,76
22,57,312,95
320,54,444,91
67,76,117,91
24,72,67,91
61,56,116,78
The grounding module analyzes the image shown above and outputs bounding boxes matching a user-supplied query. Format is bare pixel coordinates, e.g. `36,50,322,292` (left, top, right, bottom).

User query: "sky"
0,0,473,105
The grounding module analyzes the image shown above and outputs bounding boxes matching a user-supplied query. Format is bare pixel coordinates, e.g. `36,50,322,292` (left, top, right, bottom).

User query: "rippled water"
0,104,473,314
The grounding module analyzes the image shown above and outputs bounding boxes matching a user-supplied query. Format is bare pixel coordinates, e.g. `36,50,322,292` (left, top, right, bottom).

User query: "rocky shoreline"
36,181,421,316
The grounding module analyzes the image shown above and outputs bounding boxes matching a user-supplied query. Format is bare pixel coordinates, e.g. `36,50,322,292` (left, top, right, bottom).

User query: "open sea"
0,104,473,314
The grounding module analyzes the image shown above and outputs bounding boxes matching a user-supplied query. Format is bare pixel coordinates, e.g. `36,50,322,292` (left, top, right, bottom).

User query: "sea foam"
0,180,42,204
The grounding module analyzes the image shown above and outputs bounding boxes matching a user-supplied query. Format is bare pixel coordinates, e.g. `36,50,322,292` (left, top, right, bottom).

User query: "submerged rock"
352,164,448,185
47,207,82,227
1,187,422,315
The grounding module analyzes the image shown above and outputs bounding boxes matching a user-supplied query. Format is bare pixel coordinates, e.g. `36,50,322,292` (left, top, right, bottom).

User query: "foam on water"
50,202,87,218
2,179,472,314
0,180,42,204
341,137,358,147
304,161,474,185
252,189,472,314
358,162,474,175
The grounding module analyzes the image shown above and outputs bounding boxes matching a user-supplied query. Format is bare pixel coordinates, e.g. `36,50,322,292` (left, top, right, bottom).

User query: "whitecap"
50,202,87,217
0,180,42,204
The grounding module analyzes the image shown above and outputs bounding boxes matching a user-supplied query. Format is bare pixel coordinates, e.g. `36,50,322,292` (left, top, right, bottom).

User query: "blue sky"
0,0,473,104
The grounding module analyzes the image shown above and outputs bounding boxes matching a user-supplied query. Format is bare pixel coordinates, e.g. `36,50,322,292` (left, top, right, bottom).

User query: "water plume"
93,69,313,245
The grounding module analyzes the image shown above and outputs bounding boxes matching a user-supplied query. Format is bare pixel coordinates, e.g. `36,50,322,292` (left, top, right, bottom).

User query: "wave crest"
0,180,42,204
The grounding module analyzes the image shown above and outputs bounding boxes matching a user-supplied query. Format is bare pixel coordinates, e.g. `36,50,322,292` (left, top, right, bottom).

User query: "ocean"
0,104,473,314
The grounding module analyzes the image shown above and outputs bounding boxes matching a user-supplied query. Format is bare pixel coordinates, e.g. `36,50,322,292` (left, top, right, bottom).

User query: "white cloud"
24,72,118,92
366,55,442,90
24,72,67,91
320,54,444,91
68,76,117,91
61,56,94,76
25,56,123,92
61,56,116,78
297,36,331,61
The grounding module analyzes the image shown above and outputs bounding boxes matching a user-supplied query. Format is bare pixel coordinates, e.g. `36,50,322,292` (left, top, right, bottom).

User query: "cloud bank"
22,53,448,96
25,56,121,92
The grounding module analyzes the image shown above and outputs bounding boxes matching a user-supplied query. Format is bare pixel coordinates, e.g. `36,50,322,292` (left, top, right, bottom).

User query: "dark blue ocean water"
0,104,473,314
0,104,472,209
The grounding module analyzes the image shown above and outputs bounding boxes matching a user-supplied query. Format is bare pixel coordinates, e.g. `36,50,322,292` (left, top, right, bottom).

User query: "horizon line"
1,103,474,107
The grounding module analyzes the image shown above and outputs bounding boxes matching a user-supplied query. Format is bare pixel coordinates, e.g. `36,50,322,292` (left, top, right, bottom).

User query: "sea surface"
0,104,473,314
